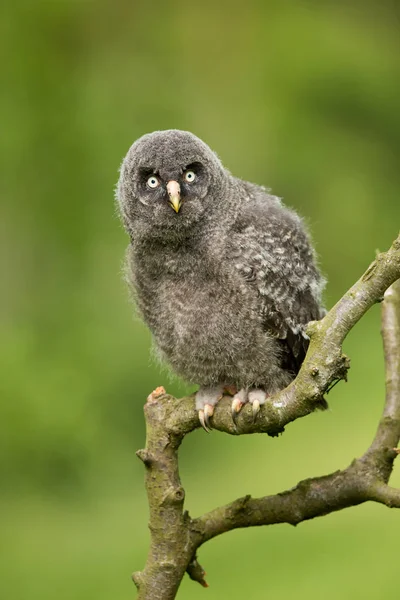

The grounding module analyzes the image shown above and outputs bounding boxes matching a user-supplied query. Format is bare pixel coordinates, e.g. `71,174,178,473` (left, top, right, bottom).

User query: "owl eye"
147,175,160,189
184,170,196,183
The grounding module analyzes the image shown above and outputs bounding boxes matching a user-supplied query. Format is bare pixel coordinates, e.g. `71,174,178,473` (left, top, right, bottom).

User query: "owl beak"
167,180,181,213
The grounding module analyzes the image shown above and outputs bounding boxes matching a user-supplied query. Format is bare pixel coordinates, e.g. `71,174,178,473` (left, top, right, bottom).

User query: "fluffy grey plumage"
117,130,325,429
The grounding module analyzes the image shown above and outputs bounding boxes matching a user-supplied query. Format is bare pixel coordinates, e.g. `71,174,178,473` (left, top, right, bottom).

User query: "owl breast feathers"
117,129,325,428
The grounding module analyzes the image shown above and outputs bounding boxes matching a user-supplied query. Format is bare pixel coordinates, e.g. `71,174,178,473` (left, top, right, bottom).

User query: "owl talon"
198,409,211,433
252,399,261,421
248,389,267,421
231,388,248,424
195,385,224,432
203,403,214,430
231,397,243,424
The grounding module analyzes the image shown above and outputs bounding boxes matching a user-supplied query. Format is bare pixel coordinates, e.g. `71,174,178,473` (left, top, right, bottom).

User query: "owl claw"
195,386,224,432
199,406,216,432
231,389,248,424
204,403,214,430
248,389,267,421
198,409,211,432
231,397,243,424
252,399,261,421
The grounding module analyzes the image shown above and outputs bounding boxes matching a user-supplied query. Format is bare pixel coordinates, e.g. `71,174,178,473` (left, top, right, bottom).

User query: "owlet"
117,130,325,430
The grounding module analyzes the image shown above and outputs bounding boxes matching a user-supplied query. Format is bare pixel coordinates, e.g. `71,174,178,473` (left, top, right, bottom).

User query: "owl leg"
231,388,268,423
195,385,224,432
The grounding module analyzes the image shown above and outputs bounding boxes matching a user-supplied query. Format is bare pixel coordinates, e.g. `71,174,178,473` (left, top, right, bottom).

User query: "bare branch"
381,279,400,421
369,483,400,508
191,465,367,545
134,234,400,599
365,278,400,471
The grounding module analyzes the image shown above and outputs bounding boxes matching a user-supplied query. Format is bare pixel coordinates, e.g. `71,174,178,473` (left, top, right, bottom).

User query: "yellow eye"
147,175,160,189
184,170,196,183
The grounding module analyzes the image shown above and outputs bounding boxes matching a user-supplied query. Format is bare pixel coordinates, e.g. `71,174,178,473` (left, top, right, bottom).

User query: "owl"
117,130,325,431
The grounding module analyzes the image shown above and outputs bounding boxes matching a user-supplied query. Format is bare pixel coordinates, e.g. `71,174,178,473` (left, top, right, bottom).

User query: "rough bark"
132,232,400,599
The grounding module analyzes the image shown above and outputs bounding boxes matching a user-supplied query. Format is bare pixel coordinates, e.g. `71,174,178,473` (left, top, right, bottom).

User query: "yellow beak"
167,180,181,213
169,196,181,213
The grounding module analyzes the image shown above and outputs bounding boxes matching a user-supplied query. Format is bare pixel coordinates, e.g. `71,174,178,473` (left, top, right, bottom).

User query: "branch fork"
133,233,400,600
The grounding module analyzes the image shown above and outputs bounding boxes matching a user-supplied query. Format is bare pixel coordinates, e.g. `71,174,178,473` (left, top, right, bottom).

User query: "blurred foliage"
1,0,400,598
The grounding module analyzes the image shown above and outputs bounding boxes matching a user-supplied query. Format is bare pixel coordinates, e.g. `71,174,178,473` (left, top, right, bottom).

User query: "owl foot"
231,388,268,424
196,385,224,432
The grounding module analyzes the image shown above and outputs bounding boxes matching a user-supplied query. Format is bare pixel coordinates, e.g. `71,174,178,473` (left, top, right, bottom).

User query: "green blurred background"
2,1,400,598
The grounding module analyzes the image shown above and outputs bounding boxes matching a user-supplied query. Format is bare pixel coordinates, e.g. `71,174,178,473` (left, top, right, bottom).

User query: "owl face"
135,158,210,215
118,130,226,239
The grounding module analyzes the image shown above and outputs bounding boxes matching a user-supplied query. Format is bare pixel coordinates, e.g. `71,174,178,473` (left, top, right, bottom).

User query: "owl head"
117,130,229,240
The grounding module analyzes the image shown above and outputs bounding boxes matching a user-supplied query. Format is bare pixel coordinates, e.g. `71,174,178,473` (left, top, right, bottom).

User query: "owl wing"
229,190,325,374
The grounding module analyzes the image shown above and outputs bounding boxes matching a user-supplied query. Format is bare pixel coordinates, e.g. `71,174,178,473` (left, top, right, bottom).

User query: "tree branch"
165,233,400,438
191,278,400,546
133,233,400,600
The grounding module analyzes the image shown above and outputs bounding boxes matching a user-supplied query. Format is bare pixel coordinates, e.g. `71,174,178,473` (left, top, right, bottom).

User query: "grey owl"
117,130,325,431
